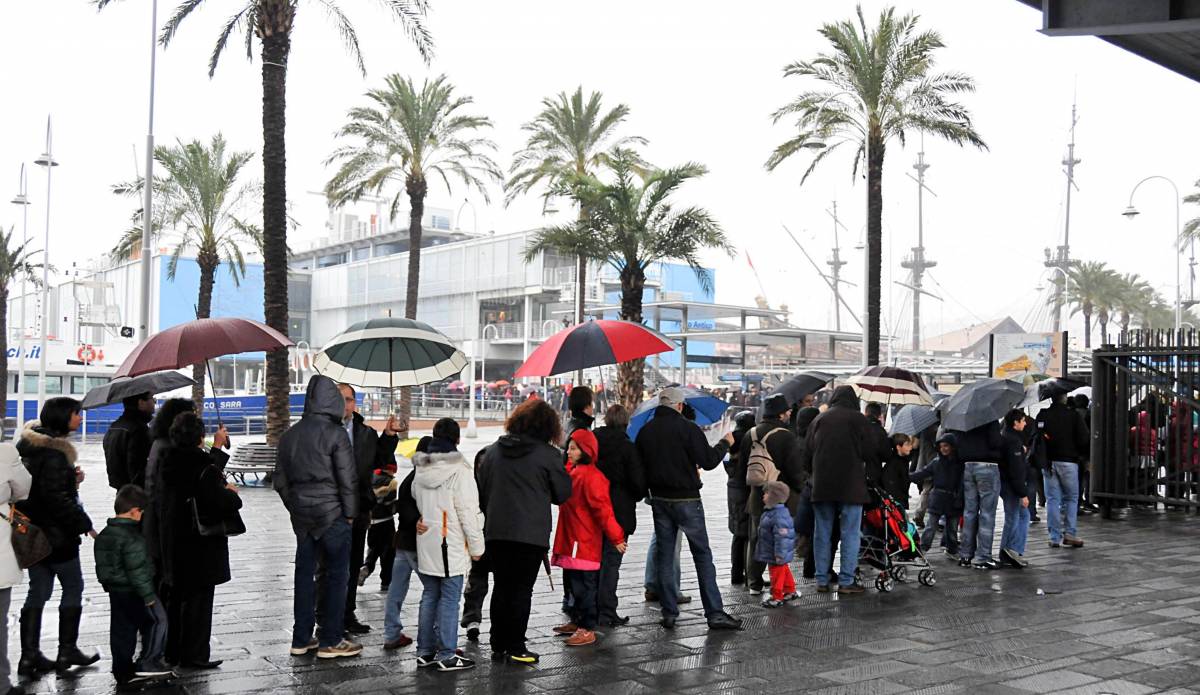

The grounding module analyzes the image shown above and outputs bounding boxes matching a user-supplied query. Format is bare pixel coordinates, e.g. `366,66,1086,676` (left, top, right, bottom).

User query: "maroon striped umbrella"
514,320,675,378
114,317,293,378
846,366,933,406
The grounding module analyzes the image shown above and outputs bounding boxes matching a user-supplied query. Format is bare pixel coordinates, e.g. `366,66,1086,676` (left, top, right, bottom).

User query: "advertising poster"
990,332,1067,380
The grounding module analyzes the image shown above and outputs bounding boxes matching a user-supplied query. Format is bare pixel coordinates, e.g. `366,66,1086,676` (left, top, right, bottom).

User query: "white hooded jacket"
0,442,32,588
412,450,485,577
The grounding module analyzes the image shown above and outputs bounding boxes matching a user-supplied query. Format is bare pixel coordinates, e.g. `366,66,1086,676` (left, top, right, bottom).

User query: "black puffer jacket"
274,375,357,536
16,422,93,563
477,434,571,549
103,407,153,490
593,425,646,536
953,421,1004,464
636,406,731,500
1036,401,1090,465
349,412,400,515
801,386,877,505
160,445,242,590
1000,427,1029,495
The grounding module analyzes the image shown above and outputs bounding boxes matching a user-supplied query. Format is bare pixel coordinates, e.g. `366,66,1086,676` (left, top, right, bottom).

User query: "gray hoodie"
274,375,357,537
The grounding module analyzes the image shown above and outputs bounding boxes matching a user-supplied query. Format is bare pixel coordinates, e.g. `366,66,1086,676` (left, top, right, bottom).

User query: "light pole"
480,323,498,416
139,0,159,343
10,165,31,431
1122,175,1182,336
34,118,58,419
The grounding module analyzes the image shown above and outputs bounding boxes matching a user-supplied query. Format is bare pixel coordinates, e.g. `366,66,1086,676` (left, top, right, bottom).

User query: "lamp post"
10,165,30,431
480,323,498,415
139,0,159,343
1122,176,1182,336
34,118,58,419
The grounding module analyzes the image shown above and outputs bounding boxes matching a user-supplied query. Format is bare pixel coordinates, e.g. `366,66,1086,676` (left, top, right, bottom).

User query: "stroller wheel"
889,566,908,583
875,573,895,593
918,569,937,587
854,568,864,585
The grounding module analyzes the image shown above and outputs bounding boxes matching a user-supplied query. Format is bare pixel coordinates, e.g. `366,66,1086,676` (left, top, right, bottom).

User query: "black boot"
17,607,56,676
55,607,100,670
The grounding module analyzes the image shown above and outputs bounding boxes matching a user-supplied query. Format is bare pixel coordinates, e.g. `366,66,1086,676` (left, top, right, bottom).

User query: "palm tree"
325,74,500,435
96,0,434,445
0,228,44,441
112,134,262,412
525,149,730,410
1063,261,1117,349
1184,177,1200,241
506,87,646,359
1115,273,1154,337
766,5,986,365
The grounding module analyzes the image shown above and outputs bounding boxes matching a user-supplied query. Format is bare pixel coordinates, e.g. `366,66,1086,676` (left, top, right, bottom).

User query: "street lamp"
799,90,855,150
1123,176,1182,336
139,0,160,343
10,165,31,431
34,118,58,419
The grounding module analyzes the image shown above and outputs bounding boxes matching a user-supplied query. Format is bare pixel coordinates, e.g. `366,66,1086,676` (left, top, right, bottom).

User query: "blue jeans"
960,463,1000,563
110,591,167,680
812,502,862,587
649,499,724,619
643,529,682,596
417,573,464,661
918,489,959,554
25,556,84,609
292,519,352,648
999,485,1029,555
383,550,418,641
1045,461,1080,543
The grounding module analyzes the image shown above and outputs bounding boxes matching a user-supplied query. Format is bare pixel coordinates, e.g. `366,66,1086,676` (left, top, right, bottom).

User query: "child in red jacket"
552,429,627,646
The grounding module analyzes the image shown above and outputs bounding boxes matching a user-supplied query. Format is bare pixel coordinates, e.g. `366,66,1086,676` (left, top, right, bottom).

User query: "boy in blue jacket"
755,481,798,607
910,434,963,557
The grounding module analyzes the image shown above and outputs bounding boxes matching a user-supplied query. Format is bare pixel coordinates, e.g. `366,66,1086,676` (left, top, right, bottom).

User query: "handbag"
7,506,52,569
190,467,246,538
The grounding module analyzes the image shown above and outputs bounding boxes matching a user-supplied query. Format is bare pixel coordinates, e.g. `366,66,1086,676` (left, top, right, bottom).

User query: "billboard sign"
990,332,1067,380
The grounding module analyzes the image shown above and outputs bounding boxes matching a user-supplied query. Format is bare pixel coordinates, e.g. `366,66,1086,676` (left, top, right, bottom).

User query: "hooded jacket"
910,433,963,494
0,443,31,589
103,405,153,490
593,425,646,536
16,421,94,563
273,375,358,537
411,445,485,577
801,386,877,505
635,405,731,500
552,430,624,570
754,504,797,565
477,433,572,549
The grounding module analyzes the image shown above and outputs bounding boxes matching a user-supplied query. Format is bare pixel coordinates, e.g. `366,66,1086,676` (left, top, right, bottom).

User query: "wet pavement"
11,433,1200,694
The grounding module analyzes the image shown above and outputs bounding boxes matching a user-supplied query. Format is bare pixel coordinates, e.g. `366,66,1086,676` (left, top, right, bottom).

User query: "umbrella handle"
204,359,224,431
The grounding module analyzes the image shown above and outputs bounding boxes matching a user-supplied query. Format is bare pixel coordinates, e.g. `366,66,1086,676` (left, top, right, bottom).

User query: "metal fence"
1092,329,1200,514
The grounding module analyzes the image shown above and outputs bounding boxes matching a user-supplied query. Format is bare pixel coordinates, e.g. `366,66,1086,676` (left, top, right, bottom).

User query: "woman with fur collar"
15,398,100,677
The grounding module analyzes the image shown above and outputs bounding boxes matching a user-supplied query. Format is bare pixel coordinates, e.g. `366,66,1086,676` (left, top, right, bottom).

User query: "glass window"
25,376,63,395
317,252,347,268
69,376,109,394
430,214,451,230
374,241,406,257
352,246,371,261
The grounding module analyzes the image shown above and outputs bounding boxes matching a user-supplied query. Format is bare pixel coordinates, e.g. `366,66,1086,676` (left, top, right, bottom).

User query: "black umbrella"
81,372,196,410
777,371,835,407
941,378,1025,432
889,404,939,436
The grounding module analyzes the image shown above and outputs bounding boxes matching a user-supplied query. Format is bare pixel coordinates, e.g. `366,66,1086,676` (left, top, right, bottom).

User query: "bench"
226,443,276,486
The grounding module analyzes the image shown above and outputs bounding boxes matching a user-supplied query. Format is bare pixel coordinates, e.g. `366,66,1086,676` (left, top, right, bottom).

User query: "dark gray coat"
477,434,571,550
274,375,357,537
801,386,877,505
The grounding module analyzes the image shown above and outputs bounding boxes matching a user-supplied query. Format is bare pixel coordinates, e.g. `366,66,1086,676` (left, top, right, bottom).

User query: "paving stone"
957,653,1043,674
1047,679,1159,695
815,659,917,683
1002,669,1100,692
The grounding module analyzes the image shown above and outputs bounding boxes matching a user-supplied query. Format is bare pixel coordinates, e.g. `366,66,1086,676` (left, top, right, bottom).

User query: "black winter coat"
103,408,153,490
866,419,891,484
477,434,571,549
349,412,400,515
144,435,228,566
801,386,877,505
636,406,730,500
16,423,93,563
593,425,646,536
1036,402,1090,465
953,421,1004,464
274,376,358,537
880,450,911,506
1000,428,1029,495
737,420,807,497
160,445,243,590
724,424,754,537
910,433,963,497
393,470,420,552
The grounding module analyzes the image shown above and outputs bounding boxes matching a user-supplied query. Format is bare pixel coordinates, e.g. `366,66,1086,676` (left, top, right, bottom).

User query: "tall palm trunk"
616,266,646,412
1098,309,1109,346
192,254,219,414
1082,308,1093,349
260,7,293,446
0,286,8,441
864,131,885,366
396,175,427,438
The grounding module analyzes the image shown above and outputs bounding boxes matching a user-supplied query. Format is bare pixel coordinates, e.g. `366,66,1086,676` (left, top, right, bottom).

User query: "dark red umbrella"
514,319,675,378
115,317,293,378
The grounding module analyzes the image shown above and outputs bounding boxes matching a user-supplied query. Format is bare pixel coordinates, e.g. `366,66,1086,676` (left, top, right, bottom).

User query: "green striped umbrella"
313,317,468,388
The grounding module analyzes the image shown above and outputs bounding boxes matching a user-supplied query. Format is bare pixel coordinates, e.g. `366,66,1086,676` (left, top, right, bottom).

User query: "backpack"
746,427,785,487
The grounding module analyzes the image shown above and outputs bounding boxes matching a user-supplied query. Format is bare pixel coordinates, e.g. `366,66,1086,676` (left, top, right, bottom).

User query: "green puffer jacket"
94,518,155,603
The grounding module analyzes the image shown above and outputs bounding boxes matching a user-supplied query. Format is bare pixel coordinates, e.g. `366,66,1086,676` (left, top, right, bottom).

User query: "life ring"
77,345,103,364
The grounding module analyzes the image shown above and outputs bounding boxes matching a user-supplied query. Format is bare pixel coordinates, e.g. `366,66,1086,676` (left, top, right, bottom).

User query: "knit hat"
569,428,599,465
764,480,790,507
659,387,686,408
763,393,790,418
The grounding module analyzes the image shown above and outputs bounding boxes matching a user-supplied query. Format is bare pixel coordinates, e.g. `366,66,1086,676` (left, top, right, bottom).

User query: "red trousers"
768,563,795,600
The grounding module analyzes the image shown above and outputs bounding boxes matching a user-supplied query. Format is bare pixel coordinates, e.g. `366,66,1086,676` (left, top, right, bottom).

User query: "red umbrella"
115,317,293,378
515,319,675,378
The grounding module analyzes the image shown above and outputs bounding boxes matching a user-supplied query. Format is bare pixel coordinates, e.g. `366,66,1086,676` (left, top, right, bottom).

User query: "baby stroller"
856,485,936,592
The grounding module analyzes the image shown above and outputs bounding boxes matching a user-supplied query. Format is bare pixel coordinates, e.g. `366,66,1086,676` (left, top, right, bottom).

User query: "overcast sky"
2,0,1198,345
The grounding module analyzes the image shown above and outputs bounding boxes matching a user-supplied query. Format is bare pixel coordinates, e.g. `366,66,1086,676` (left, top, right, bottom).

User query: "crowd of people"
0,372,1099,691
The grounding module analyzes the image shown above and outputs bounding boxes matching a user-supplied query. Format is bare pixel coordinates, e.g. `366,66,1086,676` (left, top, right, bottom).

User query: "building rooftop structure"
921,316,1026,356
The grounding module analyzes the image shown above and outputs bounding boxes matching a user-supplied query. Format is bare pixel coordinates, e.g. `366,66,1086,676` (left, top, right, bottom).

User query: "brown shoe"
837,583,866,595
644,590,659,602
564,629,596,647
1063,536,1084,548
552,622,577,635
383,634,413,650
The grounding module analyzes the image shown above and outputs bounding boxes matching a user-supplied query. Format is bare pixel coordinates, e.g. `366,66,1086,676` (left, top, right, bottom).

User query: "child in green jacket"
94,484,173,687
